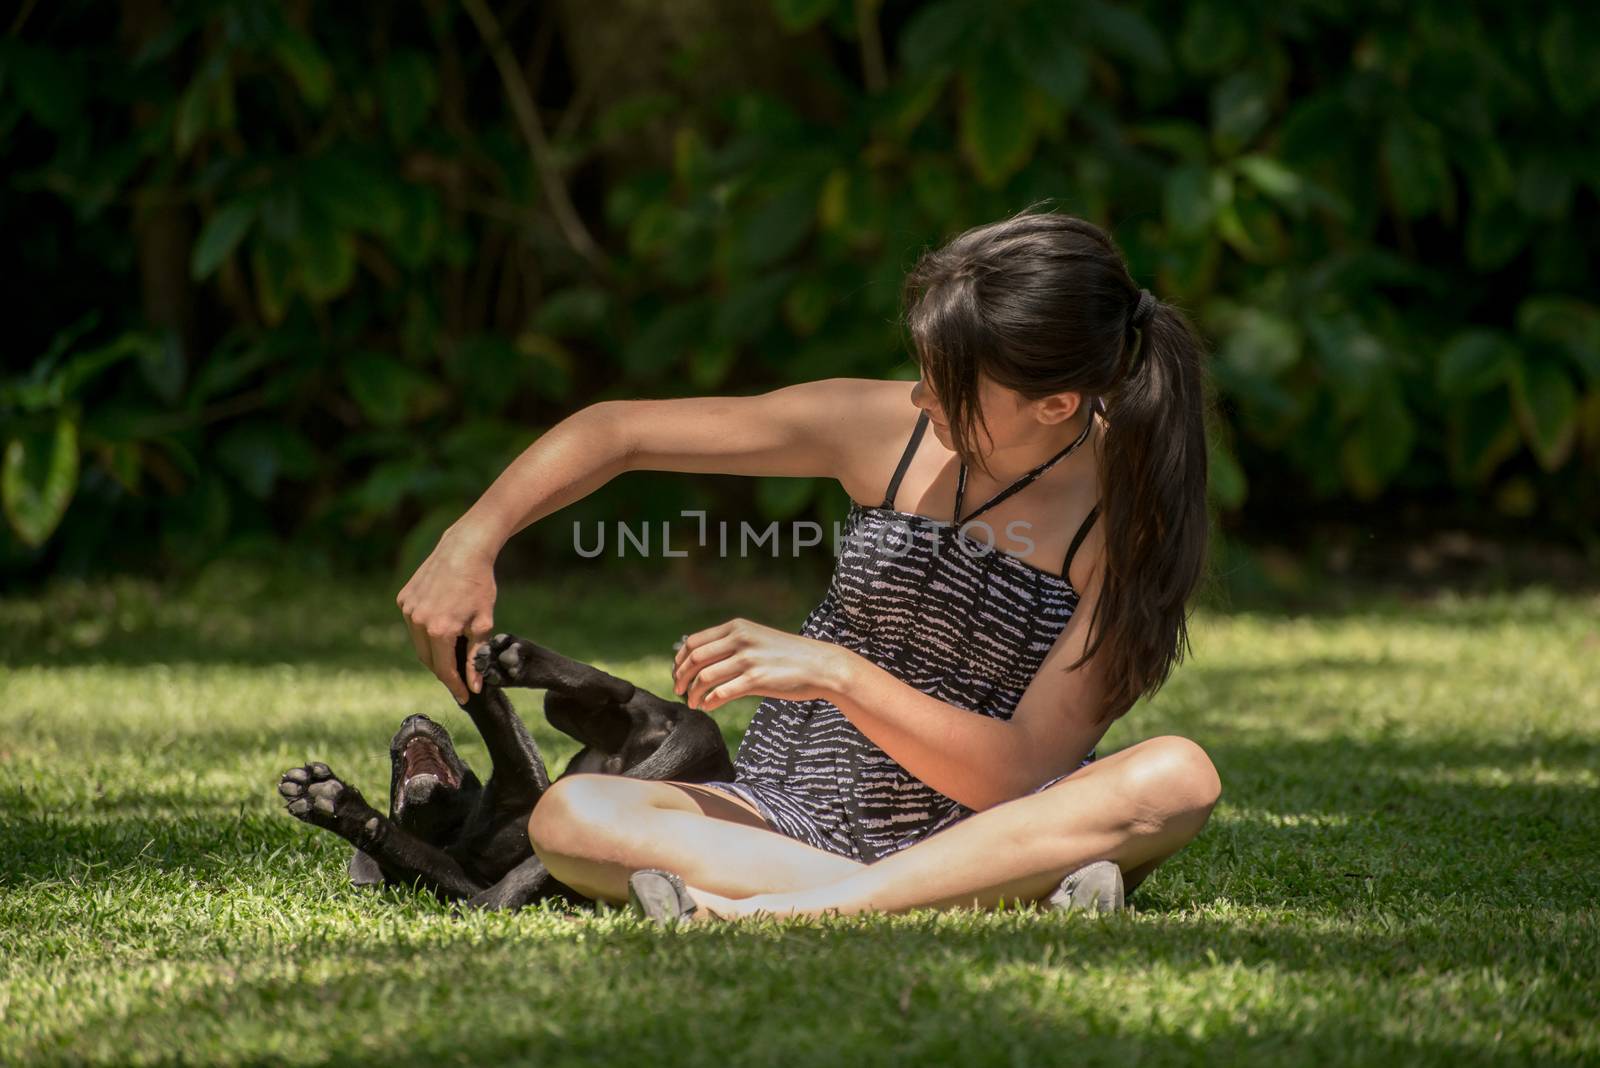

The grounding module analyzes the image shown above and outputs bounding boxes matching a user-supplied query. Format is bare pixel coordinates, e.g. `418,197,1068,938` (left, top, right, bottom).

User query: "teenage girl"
397,208,1222,922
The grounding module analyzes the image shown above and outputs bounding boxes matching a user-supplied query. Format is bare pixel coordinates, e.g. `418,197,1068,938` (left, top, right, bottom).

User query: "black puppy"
276,632,736,910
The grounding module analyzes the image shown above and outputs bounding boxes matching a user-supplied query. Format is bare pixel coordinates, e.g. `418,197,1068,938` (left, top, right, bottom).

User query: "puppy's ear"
349,848,384,888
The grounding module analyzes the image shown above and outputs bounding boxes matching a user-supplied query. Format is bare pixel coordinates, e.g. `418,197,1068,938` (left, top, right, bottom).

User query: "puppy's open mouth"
401,735,461,789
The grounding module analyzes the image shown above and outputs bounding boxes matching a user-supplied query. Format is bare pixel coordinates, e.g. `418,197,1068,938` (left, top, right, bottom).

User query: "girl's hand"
672,617,856,713
396,526,500,704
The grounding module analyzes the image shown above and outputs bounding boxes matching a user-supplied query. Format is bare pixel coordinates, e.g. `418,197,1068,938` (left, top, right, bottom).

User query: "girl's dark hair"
900,204,1214,726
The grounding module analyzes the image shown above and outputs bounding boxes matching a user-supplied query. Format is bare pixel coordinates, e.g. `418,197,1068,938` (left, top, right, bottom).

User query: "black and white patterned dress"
698,402,1105,863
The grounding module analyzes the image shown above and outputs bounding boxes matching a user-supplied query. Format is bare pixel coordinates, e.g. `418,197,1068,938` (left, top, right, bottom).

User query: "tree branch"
458,0,611,276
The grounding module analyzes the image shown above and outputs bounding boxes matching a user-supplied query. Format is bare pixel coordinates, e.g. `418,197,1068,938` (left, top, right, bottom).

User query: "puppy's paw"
278,762,379,839
474,632,529,689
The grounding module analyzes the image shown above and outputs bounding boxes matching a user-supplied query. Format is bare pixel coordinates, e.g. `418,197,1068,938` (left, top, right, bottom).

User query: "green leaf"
771,0,837,32
1007,12,1089,108
1339,377,1414,499
713,272,794,345
1211,70,1271,156
1206,433,1247,510
756,476,817,521
1509,356,1580,470
396,504,468,583
273,29,333,109
9,41,84,130
1448,389,1520,486
2,416,79,548
959,50,1035,188
909,156,962,220
1465,199,1530,270
783,274,834,337
1234,155,1304,208
1540,9,1600,117
533,287,615,339
1179,1,1251,75
1515,155,1574,220
1516,297,1600,384
343,353,439,428
1436,330,1517,397
190,201,256,280
297,228,356,302
688,341,740,391
1381,117,1453,219
1082,0,1169,75
216,421,317,499
137,330,186,406
1163,164,1215,238
1218,308,1302,380
379,50,437,141
737,173,820,271
1306,311,1387,418
1215,194,1286,263
513,334,576,402
900,0,983,76
621,303,710,379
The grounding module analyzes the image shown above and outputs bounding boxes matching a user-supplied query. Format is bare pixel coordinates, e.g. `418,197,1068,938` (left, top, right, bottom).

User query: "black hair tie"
1121,287,1159,378
1130,288,1158,329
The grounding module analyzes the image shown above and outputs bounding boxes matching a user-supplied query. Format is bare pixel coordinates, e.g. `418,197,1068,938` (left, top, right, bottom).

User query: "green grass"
2,564,1596,1065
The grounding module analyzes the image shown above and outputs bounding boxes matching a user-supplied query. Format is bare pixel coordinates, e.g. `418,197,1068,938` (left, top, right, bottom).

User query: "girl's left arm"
674,570,1109,812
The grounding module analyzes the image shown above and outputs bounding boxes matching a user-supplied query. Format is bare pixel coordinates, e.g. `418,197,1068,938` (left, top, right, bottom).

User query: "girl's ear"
1033,390,1088,426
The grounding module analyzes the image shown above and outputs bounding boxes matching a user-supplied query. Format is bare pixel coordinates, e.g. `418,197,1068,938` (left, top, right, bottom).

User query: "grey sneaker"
627,868,700,926
1046,860,1125,913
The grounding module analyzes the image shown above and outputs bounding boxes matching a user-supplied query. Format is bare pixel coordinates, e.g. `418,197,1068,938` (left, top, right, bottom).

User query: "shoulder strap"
1061,503,1101,580
882,411,930,510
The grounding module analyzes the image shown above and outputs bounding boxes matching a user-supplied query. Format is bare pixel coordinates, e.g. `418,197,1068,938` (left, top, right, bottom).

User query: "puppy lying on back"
276,633,736,911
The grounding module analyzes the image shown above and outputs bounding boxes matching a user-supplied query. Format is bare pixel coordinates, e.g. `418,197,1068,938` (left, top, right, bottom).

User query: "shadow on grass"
0,569,819,672
5,722,1595,915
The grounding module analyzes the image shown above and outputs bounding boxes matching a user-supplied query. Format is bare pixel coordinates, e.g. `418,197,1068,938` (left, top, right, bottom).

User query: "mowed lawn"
1,564,1596,1066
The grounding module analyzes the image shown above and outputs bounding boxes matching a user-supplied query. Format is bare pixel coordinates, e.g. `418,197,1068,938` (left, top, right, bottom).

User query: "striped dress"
698,402,1104,864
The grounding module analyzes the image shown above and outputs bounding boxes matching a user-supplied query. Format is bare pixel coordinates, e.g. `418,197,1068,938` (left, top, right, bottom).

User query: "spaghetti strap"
953,412,1095,526
1061,503,1100,579
881,410,931,510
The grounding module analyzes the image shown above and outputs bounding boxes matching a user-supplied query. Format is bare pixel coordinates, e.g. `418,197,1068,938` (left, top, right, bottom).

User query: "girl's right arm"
397,377,884,701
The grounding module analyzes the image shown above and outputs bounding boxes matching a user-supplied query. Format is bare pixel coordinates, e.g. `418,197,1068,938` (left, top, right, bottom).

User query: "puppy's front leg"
277,763,485,900
441,639,551,807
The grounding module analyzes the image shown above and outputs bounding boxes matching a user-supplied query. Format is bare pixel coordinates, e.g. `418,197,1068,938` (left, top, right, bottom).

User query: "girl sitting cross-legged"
398,205,1223,923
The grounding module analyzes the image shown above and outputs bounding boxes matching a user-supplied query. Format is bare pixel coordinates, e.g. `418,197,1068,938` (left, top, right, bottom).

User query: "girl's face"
910,373,1046,457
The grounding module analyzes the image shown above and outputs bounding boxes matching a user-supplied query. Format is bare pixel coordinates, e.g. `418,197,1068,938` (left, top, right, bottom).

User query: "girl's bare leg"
530,734,1219,917
529,778,866,901
693,734,1221,920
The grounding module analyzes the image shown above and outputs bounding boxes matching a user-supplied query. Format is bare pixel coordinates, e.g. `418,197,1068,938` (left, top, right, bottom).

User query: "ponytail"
1066,293,1212,725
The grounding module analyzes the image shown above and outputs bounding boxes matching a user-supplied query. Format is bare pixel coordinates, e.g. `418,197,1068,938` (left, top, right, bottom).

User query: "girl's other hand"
672,617,855,713
397,526,500,703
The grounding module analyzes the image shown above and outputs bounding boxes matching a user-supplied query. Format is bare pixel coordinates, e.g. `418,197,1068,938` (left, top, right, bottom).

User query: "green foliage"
2,0,1597,577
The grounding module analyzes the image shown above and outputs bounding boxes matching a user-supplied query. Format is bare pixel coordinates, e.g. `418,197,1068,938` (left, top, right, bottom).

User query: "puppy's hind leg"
461,854,578,912
475,633,636,706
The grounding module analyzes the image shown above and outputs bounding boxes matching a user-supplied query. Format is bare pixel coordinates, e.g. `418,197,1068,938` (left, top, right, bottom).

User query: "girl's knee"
528,773,622,857
1121,735,1222,832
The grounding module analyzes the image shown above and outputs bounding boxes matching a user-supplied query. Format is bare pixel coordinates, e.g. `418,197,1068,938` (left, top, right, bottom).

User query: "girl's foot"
627,868,700,926
1045,859,1126,913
